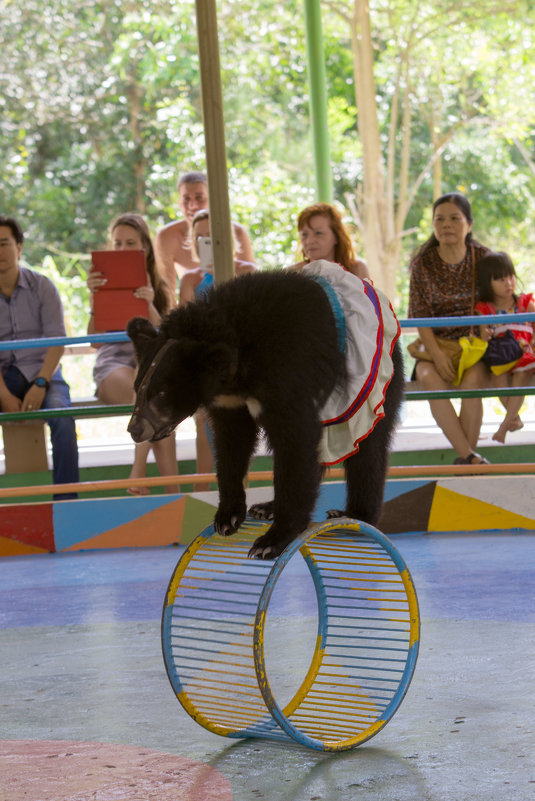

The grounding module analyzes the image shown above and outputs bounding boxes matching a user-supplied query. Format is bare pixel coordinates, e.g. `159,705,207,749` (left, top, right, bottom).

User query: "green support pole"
304,0,333,203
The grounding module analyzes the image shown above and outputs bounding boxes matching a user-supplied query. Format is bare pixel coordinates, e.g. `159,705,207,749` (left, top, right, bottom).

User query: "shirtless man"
155,171,255,296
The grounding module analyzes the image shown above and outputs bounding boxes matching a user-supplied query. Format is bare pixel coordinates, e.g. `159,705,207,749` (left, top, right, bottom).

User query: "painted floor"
1,530,534,801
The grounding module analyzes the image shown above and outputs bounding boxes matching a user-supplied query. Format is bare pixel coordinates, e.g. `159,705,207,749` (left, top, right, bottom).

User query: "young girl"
88,213,178,493
179,209,256,489
476,251,535,443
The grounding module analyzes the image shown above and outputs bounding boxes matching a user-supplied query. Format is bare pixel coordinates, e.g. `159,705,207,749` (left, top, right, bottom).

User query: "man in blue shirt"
0,216,79,498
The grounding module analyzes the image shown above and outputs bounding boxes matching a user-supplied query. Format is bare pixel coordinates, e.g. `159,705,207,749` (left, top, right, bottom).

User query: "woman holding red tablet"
87,213,177,494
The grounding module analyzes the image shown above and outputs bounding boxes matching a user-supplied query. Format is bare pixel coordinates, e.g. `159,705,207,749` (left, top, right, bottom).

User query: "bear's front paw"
214,503,246,537
247,523,301,560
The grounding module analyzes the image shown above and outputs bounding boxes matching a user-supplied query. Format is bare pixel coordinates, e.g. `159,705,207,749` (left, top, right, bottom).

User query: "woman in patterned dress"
408,193,491,465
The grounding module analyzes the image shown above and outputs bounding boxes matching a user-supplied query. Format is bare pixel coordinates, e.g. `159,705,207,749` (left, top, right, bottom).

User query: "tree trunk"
350,1,397,298
128,78,147,214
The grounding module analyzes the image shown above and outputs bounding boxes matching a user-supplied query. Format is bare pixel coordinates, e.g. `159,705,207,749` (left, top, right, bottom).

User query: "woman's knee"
97,369,135,404
414,361,445,390
461,362,489,389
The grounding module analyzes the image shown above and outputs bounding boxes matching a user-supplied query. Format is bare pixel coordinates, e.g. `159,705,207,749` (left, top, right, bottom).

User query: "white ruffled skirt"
302,260,401,466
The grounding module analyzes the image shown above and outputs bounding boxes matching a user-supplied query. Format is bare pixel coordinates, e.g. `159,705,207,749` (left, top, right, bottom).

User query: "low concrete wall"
1,475,534,557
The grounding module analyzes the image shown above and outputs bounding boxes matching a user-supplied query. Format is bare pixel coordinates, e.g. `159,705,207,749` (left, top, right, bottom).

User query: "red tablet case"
91,250,149,331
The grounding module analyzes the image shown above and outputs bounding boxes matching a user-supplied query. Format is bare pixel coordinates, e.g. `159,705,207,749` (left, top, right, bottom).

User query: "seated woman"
179,209,256,489
287,202,370,279
408,192,491,465
87,213,178,494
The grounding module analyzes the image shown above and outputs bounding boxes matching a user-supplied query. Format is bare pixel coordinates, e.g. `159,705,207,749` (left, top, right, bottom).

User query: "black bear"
127,263,404,559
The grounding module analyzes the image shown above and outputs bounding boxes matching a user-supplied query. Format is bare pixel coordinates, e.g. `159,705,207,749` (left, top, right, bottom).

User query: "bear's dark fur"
127,270,404,559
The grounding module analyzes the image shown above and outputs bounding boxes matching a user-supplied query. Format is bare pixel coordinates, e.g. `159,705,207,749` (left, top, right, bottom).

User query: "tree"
1,0,535,317
324,0,535,299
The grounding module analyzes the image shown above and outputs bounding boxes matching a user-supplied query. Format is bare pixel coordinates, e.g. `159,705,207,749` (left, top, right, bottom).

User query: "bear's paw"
214,503,246,537
248,500,274,521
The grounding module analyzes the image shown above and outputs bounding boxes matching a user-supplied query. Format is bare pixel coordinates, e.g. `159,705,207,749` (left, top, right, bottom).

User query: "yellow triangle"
0,536,48,557
428,485,535,532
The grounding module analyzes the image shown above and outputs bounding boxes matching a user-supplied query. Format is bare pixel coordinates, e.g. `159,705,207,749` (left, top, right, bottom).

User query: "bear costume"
127,261,404,558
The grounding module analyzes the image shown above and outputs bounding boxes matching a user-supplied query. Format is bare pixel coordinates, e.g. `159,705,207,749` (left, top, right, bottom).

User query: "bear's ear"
127,317,159,359
127,317,157,342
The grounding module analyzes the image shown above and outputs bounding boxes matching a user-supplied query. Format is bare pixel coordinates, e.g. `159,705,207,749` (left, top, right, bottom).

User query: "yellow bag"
454,336,488,386
490,361,519,376
407,337,462,370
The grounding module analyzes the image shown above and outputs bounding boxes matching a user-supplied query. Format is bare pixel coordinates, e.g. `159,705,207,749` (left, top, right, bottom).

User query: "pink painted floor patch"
0,740,233,801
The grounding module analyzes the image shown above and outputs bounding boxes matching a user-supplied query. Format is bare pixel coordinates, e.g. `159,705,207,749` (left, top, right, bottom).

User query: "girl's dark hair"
413,192,482,261
109,213,173,314
476,251,517,303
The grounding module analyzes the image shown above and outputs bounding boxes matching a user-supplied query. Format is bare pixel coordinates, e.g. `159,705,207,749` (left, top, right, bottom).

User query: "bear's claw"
248,501,274,520
214,511,245,537
247,543,278,560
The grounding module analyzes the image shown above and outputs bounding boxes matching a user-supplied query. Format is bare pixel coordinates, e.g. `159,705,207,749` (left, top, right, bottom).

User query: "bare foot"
508,415,524,432
492,422,508,444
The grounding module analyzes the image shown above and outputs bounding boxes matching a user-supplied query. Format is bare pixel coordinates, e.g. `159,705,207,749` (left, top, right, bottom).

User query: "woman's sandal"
453,452,490,467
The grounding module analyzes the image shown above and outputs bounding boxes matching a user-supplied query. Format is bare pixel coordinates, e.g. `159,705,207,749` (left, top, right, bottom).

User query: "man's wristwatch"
32,376,50,391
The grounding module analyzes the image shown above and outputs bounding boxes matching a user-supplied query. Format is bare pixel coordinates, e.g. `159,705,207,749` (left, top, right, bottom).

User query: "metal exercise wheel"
162,518,420,752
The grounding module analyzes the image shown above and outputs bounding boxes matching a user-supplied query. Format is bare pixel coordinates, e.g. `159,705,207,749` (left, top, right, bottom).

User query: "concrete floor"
1,531,534,801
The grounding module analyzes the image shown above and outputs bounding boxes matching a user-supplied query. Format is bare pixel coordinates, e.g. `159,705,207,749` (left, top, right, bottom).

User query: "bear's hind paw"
326,508,345,519
248,500,274,520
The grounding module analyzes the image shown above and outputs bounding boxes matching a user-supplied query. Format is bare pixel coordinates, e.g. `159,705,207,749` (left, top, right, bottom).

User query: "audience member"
408,192,491,465
476,251,535,443
0,215,79,499
155,171,255,296
87,213,177,494
179,208,256,489
179,208,256,304
288,202,370,280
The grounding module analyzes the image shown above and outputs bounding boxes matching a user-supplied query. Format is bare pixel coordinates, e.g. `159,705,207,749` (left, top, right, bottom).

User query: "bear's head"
126,317,237,443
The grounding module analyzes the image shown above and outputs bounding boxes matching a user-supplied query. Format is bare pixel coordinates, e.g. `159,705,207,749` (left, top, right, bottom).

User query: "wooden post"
1,421,48,473
194,0,234,285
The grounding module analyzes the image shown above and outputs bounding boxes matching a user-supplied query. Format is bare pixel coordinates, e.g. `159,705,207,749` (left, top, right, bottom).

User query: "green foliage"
1,0,535,326
29,255,90,337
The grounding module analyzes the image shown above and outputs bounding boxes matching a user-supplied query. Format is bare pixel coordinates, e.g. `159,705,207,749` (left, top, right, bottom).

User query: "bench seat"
2,377,535,475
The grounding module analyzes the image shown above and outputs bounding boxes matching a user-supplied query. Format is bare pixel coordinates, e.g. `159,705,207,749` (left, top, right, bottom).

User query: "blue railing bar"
0,332,129,351
401,312,535,329
0,312,533,351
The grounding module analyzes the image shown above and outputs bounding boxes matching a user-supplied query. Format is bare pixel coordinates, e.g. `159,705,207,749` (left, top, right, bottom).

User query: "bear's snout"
127,411,154,443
